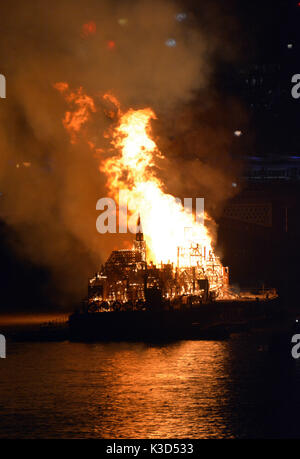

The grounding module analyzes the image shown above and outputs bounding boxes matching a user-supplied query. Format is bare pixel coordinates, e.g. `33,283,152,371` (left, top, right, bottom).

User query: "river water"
0,333,300,438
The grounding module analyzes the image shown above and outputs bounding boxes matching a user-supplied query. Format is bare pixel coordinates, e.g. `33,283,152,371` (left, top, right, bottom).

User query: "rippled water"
1,334,300,438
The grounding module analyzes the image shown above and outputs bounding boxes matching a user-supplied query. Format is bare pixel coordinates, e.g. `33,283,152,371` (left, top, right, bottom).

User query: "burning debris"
88,216,230,311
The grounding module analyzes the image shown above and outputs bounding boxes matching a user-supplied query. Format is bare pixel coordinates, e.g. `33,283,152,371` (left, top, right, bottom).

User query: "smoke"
0,0,243,307
152,94,246,219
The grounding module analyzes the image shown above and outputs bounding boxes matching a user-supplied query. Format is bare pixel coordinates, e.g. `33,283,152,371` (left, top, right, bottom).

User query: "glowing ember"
107,40,116,50
81,21,97,38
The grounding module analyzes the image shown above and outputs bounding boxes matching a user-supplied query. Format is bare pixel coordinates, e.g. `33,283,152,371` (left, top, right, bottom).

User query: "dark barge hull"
69,298,281,342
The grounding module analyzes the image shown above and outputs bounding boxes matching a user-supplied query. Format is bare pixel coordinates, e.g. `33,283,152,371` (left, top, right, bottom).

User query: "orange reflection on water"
1,340,235,438
85,341,233,438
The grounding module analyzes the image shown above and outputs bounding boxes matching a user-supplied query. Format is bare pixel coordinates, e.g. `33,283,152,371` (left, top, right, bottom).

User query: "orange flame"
101,104,219,269
54,82,96,143
56,86,226,292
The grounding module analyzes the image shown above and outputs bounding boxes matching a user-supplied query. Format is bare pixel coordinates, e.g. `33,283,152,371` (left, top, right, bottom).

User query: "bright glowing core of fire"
102,106,215,267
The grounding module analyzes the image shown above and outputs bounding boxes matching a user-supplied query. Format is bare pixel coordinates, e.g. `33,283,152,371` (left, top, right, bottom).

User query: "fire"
56,84,227,293
101,107,212,264
54,83,96,143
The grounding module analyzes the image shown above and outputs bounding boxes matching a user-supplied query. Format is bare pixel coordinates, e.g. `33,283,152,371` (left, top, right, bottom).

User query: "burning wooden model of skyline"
88,215,229,309
56,84,276,312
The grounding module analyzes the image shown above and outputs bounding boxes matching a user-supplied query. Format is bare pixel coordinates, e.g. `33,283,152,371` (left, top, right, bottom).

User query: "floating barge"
68,297,281,342
69,225,279,342
5,221,279,343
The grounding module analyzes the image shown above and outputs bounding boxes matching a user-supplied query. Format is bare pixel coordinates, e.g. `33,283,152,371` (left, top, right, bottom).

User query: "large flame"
56,84,225,291
102,106,215,266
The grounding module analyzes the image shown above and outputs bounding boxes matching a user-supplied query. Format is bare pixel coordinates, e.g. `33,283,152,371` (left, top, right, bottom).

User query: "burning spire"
134,214,146,261
136,214,143,241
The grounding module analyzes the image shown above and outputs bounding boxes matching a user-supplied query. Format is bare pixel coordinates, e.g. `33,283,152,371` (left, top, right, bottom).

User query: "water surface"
0,334,299,438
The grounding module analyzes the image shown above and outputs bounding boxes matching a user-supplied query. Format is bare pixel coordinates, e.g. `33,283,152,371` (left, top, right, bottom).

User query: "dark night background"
0,0,300,314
